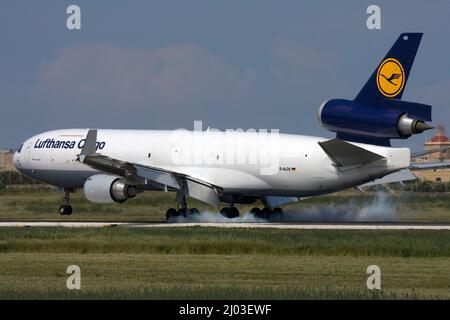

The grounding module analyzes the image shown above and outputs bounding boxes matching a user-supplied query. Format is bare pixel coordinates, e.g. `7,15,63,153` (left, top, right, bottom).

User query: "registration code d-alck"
179,304,272,317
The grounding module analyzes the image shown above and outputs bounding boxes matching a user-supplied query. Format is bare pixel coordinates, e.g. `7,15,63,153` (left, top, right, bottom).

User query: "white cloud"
35,43,255,113
269,39,347,101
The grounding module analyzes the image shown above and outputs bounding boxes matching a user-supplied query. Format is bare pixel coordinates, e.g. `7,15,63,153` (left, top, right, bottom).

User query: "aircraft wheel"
250,207,261,216
189,208,200,215
273,207,283,214
59,205,72,216
219,207,233,218
219,207,230,218
166,208,178,221
258,207,272,220
229,206,240,218
179,208,189,217
270,207,284,221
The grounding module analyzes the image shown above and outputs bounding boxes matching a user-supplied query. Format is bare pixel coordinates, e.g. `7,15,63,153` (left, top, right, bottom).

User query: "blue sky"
1,1,449,149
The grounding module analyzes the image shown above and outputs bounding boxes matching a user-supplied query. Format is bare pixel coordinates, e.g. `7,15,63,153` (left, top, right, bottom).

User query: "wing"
77,129,220,207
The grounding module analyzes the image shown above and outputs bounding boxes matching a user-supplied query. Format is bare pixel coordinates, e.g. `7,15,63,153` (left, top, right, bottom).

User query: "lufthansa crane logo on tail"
376,58,405,97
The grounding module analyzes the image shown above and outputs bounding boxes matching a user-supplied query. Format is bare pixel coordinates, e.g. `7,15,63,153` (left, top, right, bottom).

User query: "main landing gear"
59,189,73,216
166,196,200,220
250,207,284,221
164,194,284,222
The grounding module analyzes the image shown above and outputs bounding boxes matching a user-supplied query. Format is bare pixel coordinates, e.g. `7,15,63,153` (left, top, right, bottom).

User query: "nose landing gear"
59,189,73,216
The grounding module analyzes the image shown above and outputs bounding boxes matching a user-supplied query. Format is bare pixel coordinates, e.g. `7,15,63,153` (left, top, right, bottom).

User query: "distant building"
0,149,17,172
423,126,450,161
412,126,450,182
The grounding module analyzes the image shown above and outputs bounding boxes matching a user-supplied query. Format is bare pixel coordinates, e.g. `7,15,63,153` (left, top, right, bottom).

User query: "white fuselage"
13,129,410,198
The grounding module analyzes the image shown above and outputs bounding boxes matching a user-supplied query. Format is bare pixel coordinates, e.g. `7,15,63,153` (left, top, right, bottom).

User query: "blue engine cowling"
318,99,432,139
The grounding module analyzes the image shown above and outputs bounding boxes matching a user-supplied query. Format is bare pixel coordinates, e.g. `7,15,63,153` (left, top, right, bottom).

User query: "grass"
0,227,449,257
0,227,449,299
0,253,447,299
0,187,196,221
0,188,449,299
0,187,449,222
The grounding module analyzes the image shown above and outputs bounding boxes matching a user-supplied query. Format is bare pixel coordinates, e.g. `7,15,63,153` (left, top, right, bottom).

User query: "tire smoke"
168,192,397,223
281,192,397,222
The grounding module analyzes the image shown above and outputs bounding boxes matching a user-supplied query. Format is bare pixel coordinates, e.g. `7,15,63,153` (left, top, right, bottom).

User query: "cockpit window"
17,144,23,153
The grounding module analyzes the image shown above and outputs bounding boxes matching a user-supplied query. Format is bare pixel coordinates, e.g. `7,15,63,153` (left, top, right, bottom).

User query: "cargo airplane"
13,33,448,220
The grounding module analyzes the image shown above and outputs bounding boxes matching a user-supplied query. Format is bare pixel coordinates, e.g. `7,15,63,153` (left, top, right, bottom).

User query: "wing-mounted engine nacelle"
318,99,433,139
84,174,138,204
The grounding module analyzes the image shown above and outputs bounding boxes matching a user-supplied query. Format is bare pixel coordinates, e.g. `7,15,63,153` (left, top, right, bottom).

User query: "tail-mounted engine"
318,99,433,141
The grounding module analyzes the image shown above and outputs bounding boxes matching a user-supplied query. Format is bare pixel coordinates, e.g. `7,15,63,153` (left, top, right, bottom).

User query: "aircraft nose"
12,151,20,169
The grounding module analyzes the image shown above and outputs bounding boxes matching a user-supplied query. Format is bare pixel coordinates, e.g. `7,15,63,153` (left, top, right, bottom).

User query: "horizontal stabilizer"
411,146,450,159
410,162,450,171
360,169,416,187
318,138,385,167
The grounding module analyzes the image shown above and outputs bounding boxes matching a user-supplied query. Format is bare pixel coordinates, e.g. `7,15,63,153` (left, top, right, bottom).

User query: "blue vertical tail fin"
355,33,423,105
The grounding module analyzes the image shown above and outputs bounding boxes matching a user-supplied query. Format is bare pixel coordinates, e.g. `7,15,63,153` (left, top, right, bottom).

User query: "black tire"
229,207,240,218
179,208,189,217
259,207,272,220
189,208,200,215
166,208,178,221
58,205,66,216
273,207,283,214
270,207,284,221
219,207,240,219
250,207,261,216
219,207,231,218
59,205,72,215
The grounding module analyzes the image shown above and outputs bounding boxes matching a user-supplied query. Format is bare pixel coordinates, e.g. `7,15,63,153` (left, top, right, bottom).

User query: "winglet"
80,129,98,156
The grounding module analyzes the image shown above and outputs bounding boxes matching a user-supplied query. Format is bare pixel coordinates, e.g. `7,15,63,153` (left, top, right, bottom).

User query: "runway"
0,221,449,230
